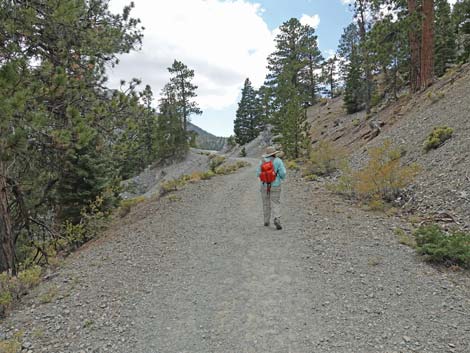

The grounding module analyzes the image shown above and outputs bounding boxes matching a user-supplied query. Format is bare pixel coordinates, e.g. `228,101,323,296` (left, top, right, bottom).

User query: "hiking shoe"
264,222,269,227
274,218,282,230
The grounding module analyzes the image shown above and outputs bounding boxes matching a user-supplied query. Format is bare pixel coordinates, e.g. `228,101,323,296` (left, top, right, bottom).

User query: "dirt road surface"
2,161,470,353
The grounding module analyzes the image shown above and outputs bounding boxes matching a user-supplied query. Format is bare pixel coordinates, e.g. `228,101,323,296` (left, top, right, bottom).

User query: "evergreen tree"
167,60,202,132
453,0,470,63
434,0,456,76
156,85,188,160
298,26,324,106
234,78,261,145
367,12,409,100
343,50,364,113
338,23,365,113
265,17,321,158
353,0,375,113
257,84,274,126
0,0,143,273
321,55,339,98
273,70,310,159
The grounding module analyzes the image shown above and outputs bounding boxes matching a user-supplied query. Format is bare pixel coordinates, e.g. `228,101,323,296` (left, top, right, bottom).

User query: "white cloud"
107,0,275,111
300,14,321,29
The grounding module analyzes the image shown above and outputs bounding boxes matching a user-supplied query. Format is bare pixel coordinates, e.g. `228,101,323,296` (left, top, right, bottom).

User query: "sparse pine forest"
0,0,203,275
234,0,470,157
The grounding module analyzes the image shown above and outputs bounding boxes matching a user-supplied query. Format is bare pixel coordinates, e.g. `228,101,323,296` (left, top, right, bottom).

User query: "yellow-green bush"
303,141,346,177
119,196,146,217
285,160,299,170
332,140,419,204
427,91,445,103
1,266,42,317
160,177,187,195
209,155,226,172
0,332,22,353
214,161,249,175
423,126,453,151
200,170,215,180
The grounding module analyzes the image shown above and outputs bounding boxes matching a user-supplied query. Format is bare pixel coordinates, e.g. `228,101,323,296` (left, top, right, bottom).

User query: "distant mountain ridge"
188,122,227,151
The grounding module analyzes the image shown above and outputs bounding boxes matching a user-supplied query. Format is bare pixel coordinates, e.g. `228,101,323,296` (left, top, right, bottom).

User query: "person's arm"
276,158,287,180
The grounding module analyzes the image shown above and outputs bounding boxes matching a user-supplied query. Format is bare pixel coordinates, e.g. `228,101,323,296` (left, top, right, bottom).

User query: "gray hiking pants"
260,184,281,224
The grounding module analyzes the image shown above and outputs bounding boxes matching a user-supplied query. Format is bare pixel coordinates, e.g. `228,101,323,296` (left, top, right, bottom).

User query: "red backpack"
259,160,277,185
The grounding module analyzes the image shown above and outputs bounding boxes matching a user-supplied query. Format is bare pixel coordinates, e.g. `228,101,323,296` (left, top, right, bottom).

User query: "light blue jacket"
256,156,287,187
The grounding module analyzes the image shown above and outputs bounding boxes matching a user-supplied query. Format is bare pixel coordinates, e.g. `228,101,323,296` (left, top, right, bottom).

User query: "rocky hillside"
188,122,227,151
307,63,470,228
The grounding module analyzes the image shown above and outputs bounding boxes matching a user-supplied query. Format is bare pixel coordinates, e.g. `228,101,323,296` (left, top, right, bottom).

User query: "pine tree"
298,26,324,106
167,60,202,132
353,0,375,113
234,78,261,145
433,0,456,76
273,70,310,159
156,85,188,160
343,51,364,113
321,55,339,98
453,0,470,63
338,23,365,113
0,0,143,272
257,85,274,127
265,17,321,158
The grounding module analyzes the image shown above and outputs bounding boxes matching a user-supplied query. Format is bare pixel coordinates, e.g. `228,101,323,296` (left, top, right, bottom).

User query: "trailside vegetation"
337,0,470,113
265,18,323,158
0,0,201,276
234,78,263,145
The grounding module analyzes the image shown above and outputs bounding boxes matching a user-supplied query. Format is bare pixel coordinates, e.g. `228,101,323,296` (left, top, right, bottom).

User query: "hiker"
256,146,287,230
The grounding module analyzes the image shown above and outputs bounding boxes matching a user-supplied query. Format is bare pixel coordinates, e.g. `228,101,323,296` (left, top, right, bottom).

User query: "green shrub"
214,161,249,175
160,177,188,195
209,155,226,172
239,147,247,157
423,126,453,151
18,266,41,290
303,174,318,182
39,286,58,304
0,266,42,317
414,225,470,268
200,170,215,180
119,196,146,217
304,141,346,177
427,91,445,103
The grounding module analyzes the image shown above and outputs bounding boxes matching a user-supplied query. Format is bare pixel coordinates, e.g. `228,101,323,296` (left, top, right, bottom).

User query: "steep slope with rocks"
307,63,470,228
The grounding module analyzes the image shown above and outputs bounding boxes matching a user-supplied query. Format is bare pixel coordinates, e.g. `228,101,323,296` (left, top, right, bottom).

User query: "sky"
106,0,456,137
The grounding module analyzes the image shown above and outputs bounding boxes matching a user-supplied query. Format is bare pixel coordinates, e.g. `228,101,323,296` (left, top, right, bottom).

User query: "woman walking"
256,146,287,230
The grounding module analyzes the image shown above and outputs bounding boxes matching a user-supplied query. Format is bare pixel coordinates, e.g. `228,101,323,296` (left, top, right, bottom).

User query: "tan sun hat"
262,146,280,158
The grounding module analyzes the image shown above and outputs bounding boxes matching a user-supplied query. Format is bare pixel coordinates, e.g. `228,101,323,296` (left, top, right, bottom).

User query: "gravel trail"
1,161,470,353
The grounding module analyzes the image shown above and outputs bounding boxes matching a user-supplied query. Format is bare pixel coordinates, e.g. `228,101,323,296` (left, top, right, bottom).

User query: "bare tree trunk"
0,160,15,274
408,0,421,92
420,0,435,89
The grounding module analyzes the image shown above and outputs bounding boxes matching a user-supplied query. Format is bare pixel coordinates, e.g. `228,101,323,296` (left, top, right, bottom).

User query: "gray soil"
2,161,470,353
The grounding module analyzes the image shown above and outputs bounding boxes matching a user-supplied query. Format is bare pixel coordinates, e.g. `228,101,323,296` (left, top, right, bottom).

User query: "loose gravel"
1,161,470,353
